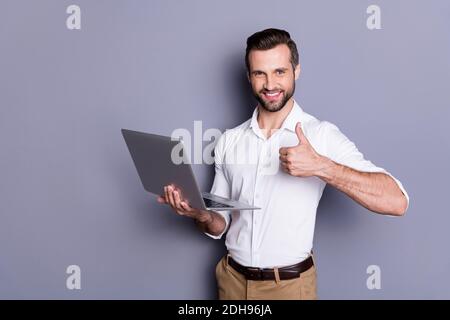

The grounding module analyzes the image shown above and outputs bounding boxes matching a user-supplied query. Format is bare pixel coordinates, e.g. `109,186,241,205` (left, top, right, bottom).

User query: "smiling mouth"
262,90,283,100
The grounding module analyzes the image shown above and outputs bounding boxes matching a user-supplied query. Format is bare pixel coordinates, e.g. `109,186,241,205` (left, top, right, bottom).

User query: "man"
157,28,409,300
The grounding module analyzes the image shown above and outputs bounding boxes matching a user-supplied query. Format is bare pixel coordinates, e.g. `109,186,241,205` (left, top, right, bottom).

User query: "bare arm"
279,122,408,217
315,157,408,216
194,210,227,237
157,184,227,237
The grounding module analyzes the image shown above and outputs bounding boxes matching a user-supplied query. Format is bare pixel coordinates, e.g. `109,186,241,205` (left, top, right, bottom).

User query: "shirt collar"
249,100,305,134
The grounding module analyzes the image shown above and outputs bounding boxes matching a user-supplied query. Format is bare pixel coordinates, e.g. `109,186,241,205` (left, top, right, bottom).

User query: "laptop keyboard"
203,198,233,208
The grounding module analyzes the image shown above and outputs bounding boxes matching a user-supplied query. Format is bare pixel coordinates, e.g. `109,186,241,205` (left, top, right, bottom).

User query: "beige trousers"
215,255,318,300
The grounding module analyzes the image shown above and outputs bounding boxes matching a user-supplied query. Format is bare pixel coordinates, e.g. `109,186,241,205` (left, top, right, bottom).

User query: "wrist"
196,211,213,224
314,155,337,182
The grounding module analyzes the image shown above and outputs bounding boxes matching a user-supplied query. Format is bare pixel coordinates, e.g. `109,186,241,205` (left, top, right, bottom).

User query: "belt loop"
310,250,316,266
274,267,281,284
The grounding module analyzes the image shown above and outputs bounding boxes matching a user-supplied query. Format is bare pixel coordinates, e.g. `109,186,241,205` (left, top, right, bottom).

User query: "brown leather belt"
228,255,314,281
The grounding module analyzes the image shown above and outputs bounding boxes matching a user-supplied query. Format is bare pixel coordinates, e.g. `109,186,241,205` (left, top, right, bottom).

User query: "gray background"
1,0,449,299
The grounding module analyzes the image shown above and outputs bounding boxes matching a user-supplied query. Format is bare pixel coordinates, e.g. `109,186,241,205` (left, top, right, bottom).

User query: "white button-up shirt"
206,100,409,268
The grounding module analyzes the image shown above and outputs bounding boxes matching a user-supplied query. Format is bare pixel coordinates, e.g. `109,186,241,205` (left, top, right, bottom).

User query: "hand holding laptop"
157,184,211,222
121,129,260,211
157,183,229,236
121,129,259,238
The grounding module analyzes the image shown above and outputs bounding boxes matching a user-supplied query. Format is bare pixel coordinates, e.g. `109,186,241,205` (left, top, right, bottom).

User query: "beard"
253,81,295,113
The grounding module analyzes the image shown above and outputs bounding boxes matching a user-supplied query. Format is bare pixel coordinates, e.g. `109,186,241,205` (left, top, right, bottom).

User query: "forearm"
195,210,227,236
315,156,407,216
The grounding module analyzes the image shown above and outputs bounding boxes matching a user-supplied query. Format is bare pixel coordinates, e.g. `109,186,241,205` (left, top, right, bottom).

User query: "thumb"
295,122,308,145
157,196,166,204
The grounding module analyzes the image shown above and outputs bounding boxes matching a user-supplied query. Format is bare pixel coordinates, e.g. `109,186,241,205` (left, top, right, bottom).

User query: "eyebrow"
251,67,290,74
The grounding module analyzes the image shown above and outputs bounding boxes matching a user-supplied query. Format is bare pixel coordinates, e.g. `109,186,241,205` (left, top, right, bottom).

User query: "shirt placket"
251,138,266,267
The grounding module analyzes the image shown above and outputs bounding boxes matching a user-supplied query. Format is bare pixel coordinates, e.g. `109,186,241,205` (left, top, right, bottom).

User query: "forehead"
248,44,291,71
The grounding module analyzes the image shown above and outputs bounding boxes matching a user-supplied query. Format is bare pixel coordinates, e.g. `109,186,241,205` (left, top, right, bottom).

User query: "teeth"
266,91,280,97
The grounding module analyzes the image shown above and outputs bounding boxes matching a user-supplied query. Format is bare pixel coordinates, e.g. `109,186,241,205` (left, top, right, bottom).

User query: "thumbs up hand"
279,122,326,177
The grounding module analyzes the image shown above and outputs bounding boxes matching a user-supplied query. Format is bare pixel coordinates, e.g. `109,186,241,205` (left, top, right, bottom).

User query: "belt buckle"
247,267,263,280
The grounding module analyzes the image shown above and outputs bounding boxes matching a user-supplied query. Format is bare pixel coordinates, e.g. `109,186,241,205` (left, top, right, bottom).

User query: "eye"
253,71,264,77
276,69,286,75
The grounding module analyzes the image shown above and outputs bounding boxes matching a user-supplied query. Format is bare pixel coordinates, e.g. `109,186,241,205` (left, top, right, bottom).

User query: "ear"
246,71,251,83
294,63,301,80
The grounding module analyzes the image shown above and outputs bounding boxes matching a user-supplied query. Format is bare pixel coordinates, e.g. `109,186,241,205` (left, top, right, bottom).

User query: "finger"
164,186,169,203
280,153,294,164
167,185,177,208
279,147,289,155
180,201,192,212
173,189,184,211
157,196,166,204
279,153,288,162
295,122,308,145
280,147,293,157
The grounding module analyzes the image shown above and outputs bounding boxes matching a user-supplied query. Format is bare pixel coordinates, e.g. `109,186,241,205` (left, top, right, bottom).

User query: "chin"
261,100,285,112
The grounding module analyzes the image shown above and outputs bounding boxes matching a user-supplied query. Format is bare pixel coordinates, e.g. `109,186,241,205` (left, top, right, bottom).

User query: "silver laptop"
121,129,260,211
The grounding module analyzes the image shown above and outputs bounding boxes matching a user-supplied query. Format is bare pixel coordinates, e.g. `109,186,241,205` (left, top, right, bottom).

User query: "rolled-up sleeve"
204,134,232,239
323,121,410,211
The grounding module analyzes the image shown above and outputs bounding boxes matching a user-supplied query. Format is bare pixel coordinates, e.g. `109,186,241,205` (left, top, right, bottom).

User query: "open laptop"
121,129,260,211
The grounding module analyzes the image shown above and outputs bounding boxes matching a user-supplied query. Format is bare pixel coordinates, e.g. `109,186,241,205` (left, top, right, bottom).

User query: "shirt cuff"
356,168,410,214
344,165,410,214
204,210,231,240
384,172,410,213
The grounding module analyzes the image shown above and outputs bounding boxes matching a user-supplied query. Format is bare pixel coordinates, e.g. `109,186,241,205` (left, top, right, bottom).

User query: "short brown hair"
245,28,299,71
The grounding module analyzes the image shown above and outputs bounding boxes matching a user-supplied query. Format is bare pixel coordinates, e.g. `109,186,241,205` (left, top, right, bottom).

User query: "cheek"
250,80,263,92
283,78,294,91
281,77,295,91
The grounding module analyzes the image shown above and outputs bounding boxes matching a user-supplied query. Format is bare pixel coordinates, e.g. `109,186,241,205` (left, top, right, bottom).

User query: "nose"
264,74,277,91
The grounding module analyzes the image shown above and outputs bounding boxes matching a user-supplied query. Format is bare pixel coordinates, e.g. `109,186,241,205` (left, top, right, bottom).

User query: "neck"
257,98,295,137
